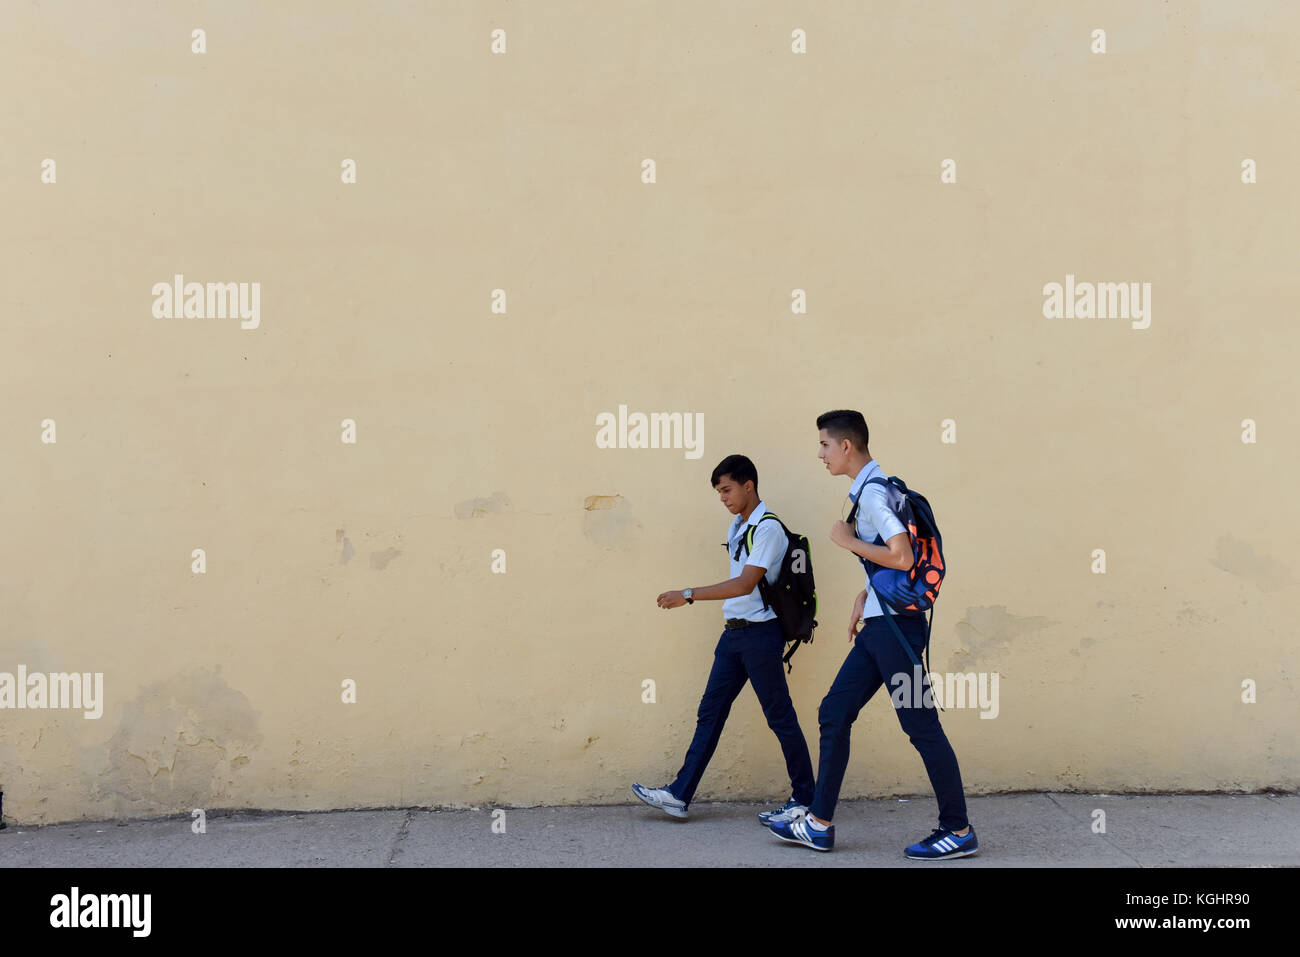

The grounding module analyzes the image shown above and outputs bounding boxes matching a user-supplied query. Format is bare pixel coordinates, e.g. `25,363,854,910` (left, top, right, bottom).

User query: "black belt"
725,618,759,630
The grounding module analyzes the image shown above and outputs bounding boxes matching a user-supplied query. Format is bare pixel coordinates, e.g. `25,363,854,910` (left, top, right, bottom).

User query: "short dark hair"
816,410,870,453
711,454,758,492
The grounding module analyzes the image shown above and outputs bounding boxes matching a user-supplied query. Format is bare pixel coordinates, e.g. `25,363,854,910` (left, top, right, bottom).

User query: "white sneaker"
758,797,809,826
631,783,688,819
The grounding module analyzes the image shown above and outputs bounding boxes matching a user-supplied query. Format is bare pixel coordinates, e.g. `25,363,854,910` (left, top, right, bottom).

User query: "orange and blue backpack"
847,475,947,699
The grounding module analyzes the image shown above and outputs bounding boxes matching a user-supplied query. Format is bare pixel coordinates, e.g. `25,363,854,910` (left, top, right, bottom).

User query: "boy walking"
633,454,816,825
769,411,978,859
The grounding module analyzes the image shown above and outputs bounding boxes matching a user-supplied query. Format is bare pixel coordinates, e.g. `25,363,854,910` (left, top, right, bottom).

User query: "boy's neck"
846,452,874,479
738,498,760,523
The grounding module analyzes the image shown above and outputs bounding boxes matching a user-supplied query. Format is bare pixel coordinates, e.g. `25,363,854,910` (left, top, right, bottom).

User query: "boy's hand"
848,589,867,641
657,590,688,609
829,520,856,549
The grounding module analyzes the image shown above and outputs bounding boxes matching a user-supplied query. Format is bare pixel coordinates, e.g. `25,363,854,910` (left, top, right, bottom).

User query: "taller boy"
632,454,816,825
769,411,978,859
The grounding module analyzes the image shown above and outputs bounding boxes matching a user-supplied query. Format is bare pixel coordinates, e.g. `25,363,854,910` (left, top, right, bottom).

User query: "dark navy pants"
809,612,969,831
669,618,816,807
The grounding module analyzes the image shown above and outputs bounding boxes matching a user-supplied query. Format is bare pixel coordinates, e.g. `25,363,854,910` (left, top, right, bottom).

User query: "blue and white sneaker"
905,826,979,860
631,783,688,819
758,798,809,826
769,816,834,851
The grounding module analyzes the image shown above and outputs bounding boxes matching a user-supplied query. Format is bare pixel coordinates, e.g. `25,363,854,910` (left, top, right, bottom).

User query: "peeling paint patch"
1211,535,1292,592
454,491,510,519
337,528,355,564
90,667,262,818
583,495,641,550
370,548,402,570
1175,604,1213,625
951,605,1055,667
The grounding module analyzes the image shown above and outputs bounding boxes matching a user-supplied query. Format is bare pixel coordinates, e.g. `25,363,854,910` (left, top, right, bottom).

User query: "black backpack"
735,512,819,672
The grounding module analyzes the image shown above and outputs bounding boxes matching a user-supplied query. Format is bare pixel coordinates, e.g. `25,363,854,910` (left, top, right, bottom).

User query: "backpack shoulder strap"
849,475,900,522
745,512,782,554
740,512,786,613
847,475,880,524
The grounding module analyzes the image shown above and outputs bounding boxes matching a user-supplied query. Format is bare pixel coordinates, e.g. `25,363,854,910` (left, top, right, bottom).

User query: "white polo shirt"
848,460,908,618
722,502,788,622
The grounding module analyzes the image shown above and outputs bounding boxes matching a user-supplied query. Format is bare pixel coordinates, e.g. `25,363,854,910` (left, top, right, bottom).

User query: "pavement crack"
1045,793,1144,868
386,810,413,867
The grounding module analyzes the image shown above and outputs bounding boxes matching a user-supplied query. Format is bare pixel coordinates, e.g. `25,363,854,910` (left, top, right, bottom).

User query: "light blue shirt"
722,502,788,621
848,460,908,618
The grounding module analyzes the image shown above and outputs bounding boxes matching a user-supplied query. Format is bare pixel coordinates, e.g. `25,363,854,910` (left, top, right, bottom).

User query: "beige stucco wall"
1,1,1296,825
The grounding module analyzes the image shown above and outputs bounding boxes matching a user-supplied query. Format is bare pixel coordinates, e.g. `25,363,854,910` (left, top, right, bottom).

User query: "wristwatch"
683,588,694,604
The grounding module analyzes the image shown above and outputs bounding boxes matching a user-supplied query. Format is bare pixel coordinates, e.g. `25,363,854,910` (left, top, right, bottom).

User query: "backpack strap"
746,512,781,553
734,512,781,560
735,512,783,612
845,481,867,526
876,603,943,712
847,476,891,604
845,475,891,525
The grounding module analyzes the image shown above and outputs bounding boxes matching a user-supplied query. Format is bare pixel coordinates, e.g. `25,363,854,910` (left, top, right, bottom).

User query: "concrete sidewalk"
1,792,1296,867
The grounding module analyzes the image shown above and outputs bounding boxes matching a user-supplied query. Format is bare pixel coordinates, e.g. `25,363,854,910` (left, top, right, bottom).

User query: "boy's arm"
657,565,766,609
658,517,785,609
830,488,912,569
829,523,913,570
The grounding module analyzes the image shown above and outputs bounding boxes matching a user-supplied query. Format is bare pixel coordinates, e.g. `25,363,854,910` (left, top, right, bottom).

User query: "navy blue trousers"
809,612,969,831
669,618,816,807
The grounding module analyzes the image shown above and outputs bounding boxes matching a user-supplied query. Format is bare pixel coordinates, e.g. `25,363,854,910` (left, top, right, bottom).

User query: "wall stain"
950,605,1056,667
370,548,402,570
89,667,262,819
1211,535,1292,592
454,491,510,519
582,495,641,550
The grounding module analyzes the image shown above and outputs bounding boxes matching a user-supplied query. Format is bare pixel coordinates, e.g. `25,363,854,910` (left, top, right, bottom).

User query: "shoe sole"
632,788,688,819
772,830,832,852
905,846,979,860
